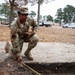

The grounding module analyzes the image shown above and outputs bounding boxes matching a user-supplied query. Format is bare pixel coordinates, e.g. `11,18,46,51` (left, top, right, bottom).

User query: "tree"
5,0,28,26
56,8,63,25
29,0,55,25
5,0,55,26
54,18,60,23
0,3,10,17
56,5,75,24
29,11,36,18
63,5,75,23
29,0,55,5
47,15,53,21
0,3,17,19
43,15,47,20
39,15,42,20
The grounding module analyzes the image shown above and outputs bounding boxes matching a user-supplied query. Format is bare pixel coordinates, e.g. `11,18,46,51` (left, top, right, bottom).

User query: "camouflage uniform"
10,18,39,60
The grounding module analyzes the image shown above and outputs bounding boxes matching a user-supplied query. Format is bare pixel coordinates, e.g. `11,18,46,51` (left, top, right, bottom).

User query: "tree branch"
9,0,12,5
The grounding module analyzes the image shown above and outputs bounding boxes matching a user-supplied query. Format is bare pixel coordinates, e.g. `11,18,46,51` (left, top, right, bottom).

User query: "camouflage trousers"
11,33,39,59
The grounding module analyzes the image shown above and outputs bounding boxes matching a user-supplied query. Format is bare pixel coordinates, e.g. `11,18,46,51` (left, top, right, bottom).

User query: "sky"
1,0,75,18
27,0,75,18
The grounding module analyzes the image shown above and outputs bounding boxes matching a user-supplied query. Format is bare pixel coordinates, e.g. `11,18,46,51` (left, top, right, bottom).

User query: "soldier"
9,6,39,61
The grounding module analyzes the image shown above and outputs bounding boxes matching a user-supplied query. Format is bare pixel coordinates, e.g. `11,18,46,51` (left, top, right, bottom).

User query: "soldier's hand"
24,32,32,36
31,30,36,34
24,31,36,38
17,56,22,62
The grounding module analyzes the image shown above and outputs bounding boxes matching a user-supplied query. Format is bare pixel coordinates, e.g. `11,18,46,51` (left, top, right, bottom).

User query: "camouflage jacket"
10,18,38,38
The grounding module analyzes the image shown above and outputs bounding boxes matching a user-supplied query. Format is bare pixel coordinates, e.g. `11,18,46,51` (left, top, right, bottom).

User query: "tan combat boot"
24,50,33,60
11,50,18,60
5,41,11,53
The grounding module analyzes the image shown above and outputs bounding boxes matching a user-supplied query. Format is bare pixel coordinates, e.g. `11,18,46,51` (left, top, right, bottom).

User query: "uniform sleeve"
10,21,22,35
31,19,38,32
10,21,19,39
10,23,17,35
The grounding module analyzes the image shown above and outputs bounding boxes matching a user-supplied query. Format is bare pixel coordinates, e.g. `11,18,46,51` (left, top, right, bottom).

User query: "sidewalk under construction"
0,41,75,63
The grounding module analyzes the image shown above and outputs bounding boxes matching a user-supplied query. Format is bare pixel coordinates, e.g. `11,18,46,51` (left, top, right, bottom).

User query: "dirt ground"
1,57,75,75
0,25,75,44
0,57,38,75
0,25,75,75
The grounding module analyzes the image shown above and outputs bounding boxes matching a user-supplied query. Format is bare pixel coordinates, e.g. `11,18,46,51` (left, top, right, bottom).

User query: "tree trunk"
37,0,40,26
9,0,15,27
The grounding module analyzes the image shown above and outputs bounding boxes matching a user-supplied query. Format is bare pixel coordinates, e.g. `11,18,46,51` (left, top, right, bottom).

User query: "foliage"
0,3,10,17
39,15,42,20
29,11,36,18
54,18,60,23
4,0,55,26
56,8,63,20
47,15,53,21
28,0,54,5
63,5,75,23
56,5,75,24
42,15,53,21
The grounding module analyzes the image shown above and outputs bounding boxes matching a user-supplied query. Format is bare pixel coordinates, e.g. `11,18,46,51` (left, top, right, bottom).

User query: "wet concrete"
0,41,75,63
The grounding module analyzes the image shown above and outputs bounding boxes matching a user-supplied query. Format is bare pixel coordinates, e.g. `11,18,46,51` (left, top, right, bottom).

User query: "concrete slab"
0,42,9,63
0,42,75,64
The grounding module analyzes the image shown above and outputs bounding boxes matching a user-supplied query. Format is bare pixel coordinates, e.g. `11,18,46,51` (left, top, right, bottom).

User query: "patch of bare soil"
0,26,75,44
0,26,10,41
37,26,75,44
0,57,75,75
0,57,37,75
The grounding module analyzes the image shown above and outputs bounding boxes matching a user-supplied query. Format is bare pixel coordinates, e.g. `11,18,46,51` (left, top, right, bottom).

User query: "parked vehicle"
1,21,9,25
43,21,52,27
39,20,44,26
62,23,75,29
39,20,53,27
